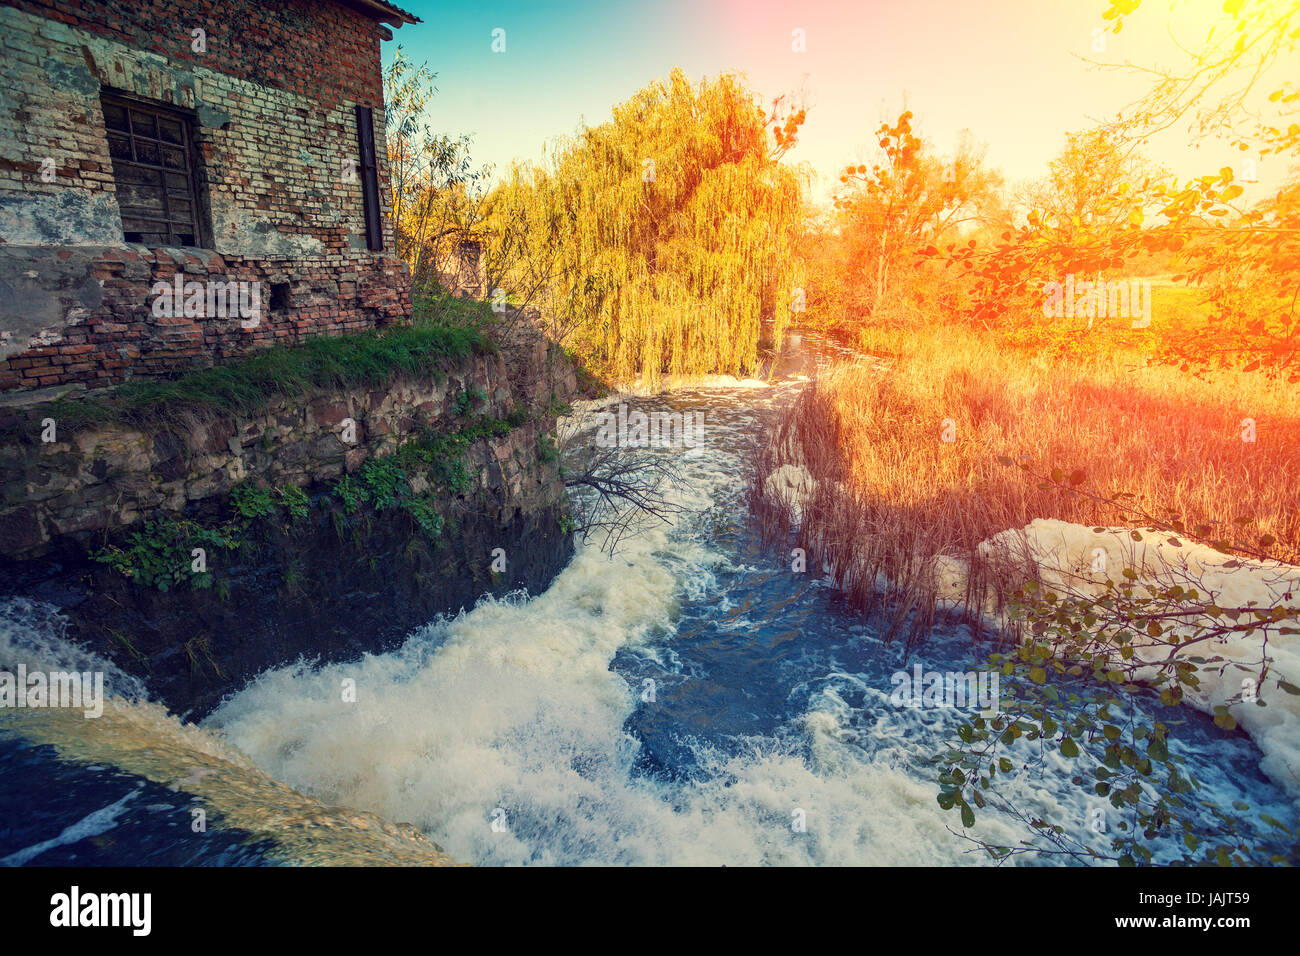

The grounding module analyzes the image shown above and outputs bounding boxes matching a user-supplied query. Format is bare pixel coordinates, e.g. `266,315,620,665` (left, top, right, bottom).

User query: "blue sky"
385,0,1293,203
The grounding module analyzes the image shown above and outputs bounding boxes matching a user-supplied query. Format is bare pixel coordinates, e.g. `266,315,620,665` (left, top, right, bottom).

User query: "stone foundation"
0,340,579,717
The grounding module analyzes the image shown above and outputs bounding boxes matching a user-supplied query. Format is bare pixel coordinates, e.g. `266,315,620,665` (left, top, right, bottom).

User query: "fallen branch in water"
564,443,689,555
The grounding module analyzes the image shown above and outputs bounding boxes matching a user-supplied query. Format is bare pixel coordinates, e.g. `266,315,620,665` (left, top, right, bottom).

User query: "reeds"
752,323,1300,646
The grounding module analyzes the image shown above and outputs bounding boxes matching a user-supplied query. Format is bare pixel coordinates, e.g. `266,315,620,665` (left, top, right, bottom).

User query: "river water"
1,338,1296,866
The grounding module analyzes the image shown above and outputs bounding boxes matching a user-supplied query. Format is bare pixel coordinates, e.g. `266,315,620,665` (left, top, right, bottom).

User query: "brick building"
0,0,419,393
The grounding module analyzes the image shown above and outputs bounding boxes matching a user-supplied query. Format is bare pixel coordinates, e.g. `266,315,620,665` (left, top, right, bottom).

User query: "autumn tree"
932,0,1300,865
805,115,1002,333
932,1,1300,377
1020,128,1168,241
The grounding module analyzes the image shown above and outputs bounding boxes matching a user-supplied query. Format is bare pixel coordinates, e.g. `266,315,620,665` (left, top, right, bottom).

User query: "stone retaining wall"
0,335,577,561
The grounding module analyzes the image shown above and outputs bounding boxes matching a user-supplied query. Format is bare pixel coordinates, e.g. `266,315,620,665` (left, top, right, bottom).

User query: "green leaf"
960,803,975,828
1060,737,1079,758
1214,713,1238,732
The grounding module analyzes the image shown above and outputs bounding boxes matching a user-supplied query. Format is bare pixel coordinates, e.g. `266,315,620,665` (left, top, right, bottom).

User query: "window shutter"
355,105,383,251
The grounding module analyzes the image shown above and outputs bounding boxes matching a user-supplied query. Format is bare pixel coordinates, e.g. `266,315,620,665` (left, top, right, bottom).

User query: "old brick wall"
0,0,414,392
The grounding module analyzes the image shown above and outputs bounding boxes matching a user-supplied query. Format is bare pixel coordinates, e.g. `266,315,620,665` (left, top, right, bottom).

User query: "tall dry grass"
752,323,1300,645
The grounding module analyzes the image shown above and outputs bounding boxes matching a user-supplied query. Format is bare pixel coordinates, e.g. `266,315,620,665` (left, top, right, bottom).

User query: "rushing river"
2,337,1296,866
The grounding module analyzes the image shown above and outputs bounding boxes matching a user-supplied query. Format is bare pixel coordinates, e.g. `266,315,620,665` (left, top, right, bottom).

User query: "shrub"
93,518,238,592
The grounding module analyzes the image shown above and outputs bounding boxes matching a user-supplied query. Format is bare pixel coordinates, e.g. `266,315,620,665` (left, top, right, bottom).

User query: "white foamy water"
206,549,1015,865
3,362,1294,866
201,390,1045,865
0,786,140,866
203,385,1295,865
0,601,457,866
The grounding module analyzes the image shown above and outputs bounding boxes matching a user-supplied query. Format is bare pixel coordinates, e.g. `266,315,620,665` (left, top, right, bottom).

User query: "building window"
101,92,206,247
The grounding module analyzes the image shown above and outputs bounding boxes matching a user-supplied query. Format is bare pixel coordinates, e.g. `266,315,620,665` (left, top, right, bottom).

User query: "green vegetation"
937,576,1300,866
93,518,240,592
94,481,310,591
405,497,445,540
333,473,365,515
231,483,310,523
411,290,501,332
356,454,409,511
106,627,149,670
545,395,573,418
279,484,310,522
93,412,529,591
332,413,523,533
17,319,491,440
453,387,487,417
183,635,223,678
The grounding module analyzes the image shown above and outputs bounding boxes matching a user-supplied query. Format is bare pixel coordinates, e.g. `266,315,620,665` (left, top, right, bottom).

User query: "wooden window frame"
101,90,208,248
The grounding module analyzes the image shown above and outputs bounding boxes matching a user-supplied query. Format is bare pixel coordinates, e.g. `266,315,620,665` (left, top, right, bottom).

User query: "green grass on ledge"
10,298,496,439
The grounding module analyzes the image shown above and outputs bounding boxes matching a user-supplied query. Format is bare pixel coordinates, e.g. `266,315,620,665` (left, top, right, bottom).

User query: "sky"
383,0,1296,205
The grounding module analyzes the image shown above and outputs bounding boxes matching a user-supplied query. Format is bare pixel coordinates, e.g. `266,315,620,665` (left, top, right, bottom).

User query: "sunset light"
0,0,1297,929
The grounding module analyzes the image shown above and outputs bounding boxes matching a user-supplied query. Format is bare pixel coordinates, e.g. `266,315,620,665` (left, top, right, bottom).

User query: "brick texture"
0,0,414,391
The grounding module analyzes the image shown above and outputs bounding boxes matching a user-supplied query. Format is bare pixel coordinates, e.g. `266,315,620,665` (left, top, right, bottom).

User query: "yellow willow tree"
485,69,806,386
